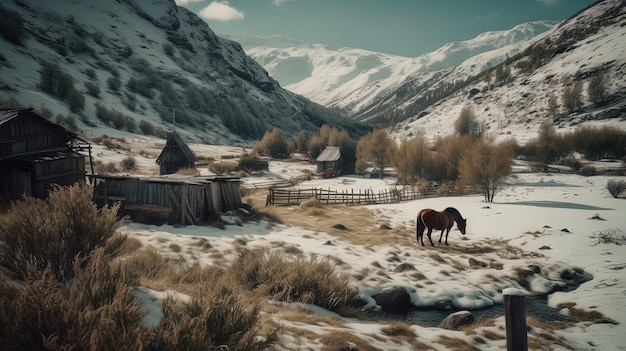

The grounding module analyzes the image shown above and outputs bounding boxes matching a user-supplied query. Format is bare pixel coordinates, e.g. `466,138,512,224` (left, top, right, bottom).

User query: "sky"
175,0,598,57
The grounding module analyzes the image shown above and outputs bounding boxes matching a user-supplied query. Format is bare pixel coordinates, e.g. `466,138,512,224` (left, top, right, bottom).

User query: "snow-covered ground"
122,149,626,350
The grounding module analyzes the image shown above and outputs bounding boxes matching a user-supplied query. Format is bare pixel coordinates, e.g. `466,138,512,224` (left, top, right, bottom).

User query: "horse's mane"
444,207,462,219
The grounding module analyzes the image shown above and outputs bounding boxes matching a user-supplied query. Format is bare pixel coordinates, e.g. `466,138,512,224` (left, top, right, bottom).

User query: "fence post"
503,288,528,351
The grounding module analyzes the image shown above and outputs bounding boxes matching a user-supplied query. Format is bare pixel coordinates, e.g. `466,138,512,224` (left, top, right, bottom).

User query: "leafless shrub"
209,161,237,175
121,156,136,171
591,228,626,246
606,179,626,198
0,183,127,281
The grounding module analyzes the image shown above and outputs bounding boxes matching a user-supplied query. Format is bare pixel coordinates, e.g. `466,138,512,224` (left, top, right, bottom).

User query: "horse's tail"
416,211,425,242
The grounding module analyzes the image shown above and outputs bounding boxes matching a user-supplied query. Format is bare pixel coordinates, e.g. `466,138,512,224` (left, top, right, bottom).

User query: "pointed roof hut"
156,131,196,175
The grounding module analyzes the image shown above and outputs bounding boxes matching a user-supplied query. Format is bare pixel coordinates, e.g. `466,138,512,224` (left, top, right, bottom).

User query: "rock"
332,224,348,230
323,240,335,246
379,223,392,230
538,245,551,250
468,257,488,268
393,263,416,273
438,311,475,330
373,287,411,312
432,298,453,310
561,228,571,233
527,264,541,274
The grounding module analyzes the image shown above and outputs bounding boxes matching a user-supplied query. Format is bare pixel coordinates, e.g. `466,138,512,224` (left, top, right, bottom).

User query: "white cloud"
272,0,294,6
175,0,204,5
199,1,244,21
536,0,560,6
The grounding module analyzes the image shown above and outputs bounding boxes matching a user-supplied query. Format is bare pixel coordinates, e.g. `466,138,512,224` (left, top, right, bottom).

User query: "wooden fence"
267,185,460,206
243,175,312,190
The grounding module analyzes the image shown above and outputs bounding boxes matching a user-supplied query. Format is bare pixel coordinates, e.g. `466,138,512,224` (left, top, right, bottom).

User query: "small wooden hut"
91,174,242,225
0,108,91,202
316,146,356,176
156,131,196,175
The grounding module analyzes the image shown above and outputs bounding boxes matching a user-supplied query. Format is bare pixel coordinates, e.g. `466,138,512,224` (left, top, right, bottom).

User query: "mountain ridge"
0,0,367,145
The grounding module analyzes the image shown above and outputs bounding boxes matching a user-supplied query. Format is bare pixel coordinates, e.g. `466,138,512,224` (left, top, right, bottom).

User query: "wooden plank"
124,203,172,214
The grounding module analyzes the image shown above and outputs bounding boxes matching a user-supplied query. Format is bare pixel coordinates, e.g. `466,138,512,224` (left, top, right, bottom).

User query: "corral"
91,174,242,225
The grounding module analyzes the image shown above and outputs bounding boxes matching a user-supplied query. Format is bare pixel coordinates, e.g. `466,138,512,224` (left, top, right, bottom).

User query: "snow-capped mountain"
227,21,557,112
391,0,626,144
232,0,625,144
0,0,367,145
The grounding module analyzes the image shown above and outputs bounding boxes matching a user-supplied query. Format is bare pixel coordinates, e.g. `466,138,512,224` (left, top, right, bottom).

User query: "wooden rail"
267,185,458,206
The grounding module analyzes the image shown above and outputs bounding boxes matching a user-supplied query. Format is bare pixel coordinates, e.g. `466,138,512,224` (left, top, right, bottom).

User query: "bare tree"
357,129,396,179
563,81,583,113
546,93,558,120
588,72,607,106
459,135,514,202
394,134,430,184
454,105,483,138
294,130,309,154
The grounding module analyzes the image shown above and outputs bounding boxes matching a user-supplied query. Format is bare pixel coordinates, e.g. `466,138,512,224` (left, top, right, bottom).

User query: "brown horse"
416,207,467,246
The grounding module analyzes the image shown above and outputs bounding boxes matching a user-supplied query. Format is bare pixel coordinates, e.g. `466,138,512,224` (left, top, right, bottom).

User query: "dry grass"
250,192,413,247
319,331,383,351
380,322,416,337
435,335,481,351
556,302,617,324
176,167,199,176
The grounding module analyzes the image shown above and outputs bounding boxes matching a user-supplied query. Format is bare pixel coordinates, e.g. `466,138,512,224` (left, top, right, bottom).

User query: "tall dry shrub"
0,249,145,350
152,276,276,351
232,249,358,312
0,183,127,281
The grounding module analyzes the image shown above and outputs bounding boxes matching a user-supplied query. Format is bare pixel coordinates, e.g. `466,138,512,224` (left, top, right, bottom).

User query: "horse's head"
457,218,467,235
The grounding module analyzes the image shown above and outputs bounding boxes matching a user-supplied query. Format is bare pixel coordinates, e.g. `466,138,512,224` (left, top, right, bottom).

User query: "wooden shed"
91,174,242,225
316,146,356,177
156,131,196,175
0,108,91,202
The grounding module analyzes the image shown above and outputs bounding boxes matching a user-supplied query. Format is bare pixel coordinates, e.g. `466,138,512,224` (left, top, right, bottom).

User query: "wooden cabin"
91,174,242,225
316,146,356,177
0,108,91,202
156,131,196,175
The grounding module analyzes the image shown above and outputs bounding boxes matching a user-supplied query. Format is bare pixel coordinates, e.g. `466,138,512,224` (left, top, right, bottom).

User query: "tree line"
252,100,625,203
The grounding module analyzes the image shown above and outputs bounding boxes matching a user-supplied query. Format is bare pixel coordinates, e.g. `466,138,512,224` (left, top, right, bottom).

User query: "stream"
368,295,572,327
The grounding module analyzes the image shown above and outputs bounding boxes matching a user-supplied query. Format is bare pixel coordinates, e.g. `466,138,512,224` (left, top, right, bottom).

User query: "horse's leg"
427,228,435,246
439,229,444,244
417,228,425,246
445,228,451,245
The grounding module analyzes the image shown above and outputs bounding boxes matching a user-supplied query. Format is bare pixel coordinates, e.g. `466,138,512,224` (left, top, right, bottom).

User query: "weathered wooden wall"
92,175,242,225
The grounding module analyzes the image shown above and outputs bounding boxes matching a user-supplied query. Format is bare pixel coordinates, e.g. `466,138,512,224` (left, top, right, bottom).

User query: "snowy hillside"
233,0,625,145
0,0,366,145
392,0,626,144
228,21,556,112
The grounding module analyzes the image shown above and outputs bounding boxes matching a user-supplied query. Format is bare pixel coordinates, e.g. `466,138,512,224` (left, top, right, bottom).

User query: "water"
368,296,571,327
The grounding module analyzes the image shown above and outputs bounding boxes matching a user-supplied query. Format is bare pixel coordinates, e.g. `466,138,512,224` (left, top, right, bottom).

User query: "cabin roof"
316,146,356,162
156,131,196,164
90,174,240,185
0,107,85,142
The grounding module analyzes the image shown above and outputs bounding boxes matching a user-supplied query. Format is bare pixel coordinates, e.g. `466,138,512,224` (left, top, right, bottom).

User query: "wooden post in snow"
503,288,528,351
